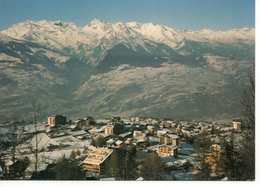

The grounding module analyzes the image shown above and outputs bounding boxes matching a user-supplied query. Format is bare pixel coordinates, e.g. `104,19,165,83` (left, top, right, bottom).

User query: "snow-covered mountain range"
0,19,255,121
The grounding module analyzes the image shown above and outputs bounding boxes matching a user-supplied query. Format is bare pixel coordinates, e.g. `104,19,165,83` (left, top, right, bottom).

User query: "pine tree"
70,150,77,160
122,150,137,180
194,130,212,180
221,73,255,180
76,150,81,156
222,134,241,180
55,156,85,180
240,73,255,180
139,153,164,180
93,136,106,147
105,150,120,178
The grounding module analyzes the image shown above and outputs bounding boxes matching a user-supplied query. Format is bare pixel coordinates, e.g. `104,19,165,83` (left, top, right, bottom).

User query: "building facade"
159,133,179,146
157,145,178,157
104,125,114,135
233,121,242,130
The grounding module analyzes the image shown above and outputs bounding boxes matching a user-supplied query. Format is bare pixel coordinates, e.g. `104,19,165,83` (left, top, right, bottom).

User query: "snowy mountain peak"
88,18,106,25
126,22,142,28
0,19,254,54
1,20,79,41
0,19,255,120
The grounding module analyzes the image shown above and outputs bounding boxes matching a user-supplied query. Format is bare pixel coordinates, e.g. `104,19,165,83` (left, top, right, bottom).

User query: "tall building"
83,148,113,177
47,115,67,126
104,125,114,135
233,121,242,131
159,133,180,146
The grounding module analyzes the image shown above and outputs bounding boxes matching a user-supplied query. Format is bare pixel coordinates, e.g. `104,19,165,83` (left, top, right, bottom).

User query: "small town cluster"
0,114,243,180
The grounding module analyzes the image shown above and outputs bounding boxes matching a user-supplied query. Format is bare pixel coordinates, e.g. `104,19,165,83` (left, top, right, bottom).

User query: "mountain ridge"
0,19,255,121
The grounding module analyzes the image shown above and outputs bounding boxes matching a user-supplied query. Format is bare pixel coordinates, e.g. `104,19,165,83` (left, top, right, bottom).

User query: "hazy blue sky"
0,0,255,30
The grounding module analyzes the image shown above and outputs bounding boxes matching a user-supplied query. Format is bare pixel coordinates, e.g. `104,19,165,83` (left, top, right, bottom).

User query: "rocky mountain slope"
0,19,254,121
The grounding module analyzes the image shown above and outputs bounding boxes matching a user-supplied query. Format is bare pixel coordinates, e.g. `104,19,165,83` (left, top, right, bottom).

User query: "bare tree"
139,153,164,180
32,100,41,173
2,118,29,179
25,100,48,174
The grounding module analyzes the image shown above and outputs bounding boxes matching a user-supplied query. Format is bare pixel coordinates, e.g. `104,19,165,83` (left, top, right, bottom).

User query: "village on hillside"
0,114,244,180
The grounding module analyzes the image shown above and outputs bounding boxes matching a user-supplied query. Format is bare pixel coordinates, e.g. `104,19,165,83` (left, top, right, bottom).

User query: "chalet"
157,144,178,157
133,131,146,139
146,126,154,135
47,115,67,126
74,119,86,129
83,148,113,176
159,133,180,146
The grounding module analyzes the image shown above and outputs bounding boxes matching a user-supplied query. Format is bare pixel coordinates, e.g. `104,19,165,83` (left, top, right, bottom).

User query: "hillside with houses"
0,114,247,180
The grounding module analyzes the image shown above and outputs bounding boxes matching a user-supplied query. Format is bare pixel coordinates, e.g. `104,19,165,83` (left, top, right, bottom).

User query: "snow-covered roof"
96,119,111,124
147,145,159,151
148,136,159,142
26,163,48,173
70,124,77,129
157,130,168,135
69,130,86,137
18,132,56,150
166,134,179,139
83,148,113,165
158,144,178,150
6,160,14,166
100,177,116,181
106,138,115,144
174,159,188,166
115,140,123,145
119,131,132,138
136,177,144,181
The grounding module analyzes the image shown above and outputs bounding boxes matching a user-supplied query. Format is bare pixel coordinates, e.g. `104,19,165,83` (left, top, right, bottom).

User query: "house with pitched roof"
157,144,178,157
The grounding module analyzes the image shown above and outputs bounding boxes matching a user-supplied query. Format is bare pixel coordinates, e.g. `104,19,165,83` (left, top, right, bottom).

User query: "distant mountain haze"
0,19,254,121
